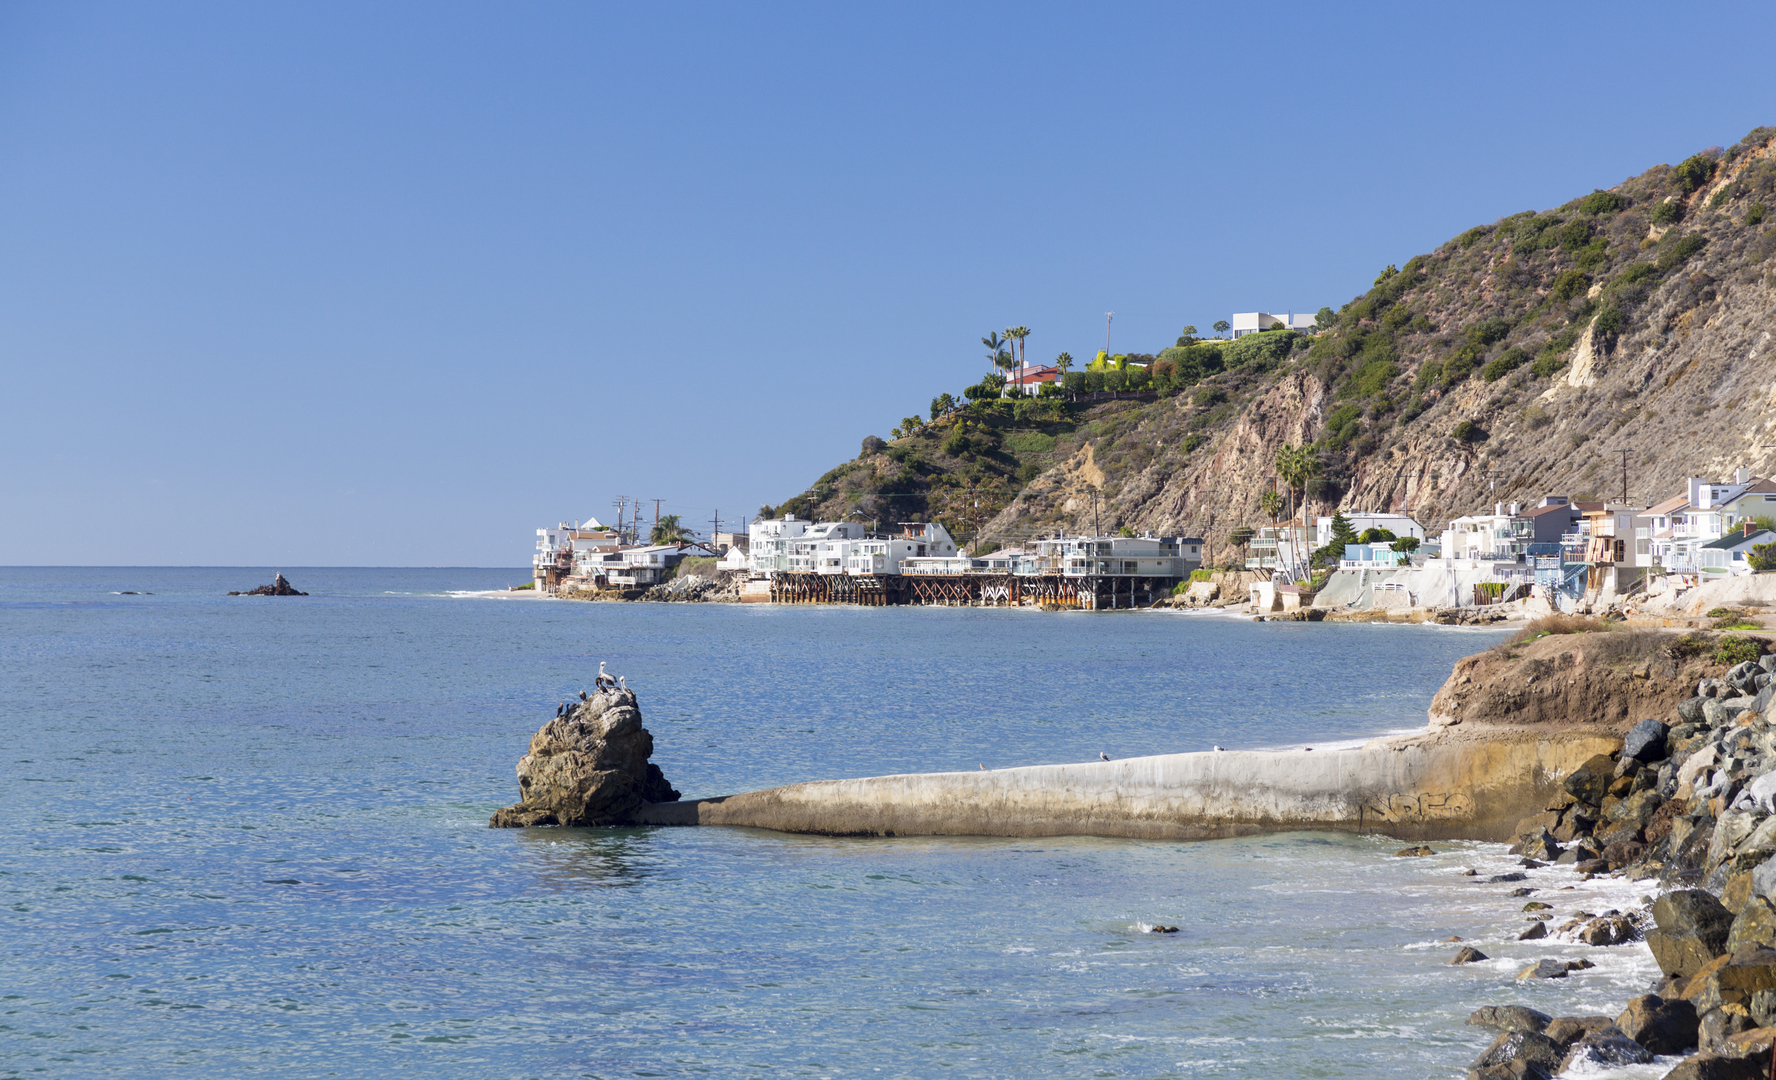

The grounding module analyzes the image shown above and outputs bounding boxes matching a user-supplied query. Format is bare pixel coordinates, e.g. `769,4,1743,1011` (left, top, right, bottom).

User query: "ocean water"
0,567,1666,1079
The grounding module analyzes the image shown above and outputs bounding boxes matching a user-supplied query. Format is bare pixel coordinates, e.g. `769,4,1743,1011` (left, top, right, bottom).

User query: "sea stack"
228,572,307,596
489,687,680,828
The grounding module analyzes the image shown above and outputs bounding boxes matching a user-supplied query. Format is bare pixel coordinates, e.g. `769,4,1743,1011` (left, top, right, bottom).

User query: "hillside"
770,127,1776,553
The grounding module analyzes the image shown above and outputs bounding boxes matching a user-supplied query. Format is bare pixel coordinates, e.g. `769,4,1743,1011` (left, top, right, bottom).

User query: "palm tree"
982,332,1005,376
1055,351,1073,374
1275,444,1306,524
650,514,688,545
1260,488,1283,523
1005,326,1031,367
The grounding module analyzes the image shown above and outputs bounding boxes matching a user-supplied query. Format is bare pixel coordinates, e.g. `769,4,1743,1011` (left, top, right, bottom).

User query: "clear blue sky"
3,2,1772,566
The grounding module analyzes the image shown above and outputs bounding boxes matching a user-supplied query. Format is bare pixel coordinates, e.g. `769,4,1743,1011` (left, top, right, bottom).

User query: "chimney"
1508,501,1520,515
1736,467,1751,484
1495,502,1503,516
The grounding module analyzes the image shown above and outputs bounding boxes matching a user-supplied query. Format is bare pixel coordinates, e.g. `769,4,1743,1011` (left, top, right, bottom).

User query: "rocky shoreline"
1461,633,1775,1079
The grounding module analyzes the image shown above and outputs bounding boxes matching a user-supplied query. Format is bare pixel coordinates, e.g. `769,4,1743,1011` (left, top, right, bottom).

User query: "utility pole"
612,497,628,546
1104,312,1114,357
1482,468,1505,510
709,509,721,552
1615,449,1630,506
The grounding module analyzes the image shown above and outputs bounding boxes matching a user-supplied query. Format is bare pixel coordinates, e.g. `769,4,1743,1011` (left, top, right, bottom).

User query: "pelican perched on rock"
556,703,564,717
595,661,615,691
579,689,588,701
618,675,627,692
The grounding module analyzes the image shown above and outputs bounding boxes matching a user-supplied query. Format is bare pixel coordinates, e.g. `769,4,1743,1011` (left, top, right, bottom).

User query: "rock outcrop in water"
228,572,307,596
489,687,679,828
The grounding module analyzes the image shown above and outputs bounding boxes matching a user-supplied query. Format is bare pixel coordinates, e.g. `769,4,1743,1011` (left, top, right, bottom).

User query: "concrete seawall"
636,727,1623,842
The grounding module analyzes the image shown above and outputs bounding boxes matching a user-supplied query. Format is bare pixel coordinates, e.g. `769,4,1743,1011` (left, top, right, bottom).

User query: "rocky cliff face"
489,688,680,828
775,127,1776,549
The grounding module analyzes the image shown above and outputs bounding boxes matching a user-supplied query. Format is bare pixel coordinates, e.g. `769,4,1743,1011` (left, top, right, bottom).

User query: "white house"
746,517,954,577
1027,535,1200,578
1230,311,1316,338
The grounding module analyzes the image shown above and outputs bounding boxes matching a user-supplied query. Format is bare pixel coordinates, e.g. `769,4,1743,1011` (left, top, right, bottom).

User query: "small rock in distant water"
1519,921,1549,940
1395,845,1436,856
1463,868,1478,876
1509,887,1536,897
1488,872,1529,883
1147,925,1179,934
1445,935,1464,942
1524,901,1552,911
1578,914,1641,946
1451,946,1489,964
229,572,307,596
1518,958,1568,979
1564,959,1595,971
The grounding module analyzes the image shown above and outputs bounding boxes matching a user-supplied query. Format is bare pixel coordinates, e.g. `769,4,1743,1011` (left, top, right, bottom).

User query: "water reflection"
510,826,661,890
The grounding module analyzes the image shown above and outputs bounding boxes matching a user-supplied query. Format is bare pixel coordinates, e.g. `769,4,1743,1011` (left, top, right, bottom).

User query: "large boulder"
1649,890,1735,978
1557,1028,1652,1070
1623,718,1671,762
1542,1015,1614,1048
1614,994,1698,1054
1467,1030,1563,1080
489,688,680,828
1660,1053,1769,1080
1469,1005,1552,1033
1564,753,1617,805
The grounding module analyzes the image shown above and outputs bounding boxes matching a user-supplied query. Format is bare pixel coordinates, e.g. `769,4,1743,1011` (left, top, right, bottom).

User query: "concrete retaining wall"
637,729,1622,842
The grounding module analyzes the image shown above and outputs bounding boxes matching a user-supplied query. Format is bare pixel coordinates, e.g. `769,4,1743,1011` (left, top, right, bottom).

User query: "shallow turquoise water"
0,569,1664,1078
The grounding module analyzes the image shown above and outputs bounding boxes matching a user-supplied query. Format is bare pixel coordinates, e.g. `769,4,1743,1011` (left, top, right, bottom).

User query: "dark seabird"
556,703,565,717
1099,752,1110,762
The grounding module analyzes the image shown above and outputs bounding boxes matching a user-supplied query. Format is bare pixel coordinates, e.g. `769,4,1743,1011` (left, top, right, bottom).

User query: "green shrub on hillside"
1222,331,1295,371
1533,352,1567,378
1550,268,1590,302
1748,203,1768,227
1574,240,1610,270
1352,357,1398,396
1481,347,1529,382
1593,306,1626,349
1452,419,1485,442
1578,191,1626,215
1674,153,1717,194
1559,218,1594,251
1651,199,1684,224
1657,234,1707,271
1324,403,1362,441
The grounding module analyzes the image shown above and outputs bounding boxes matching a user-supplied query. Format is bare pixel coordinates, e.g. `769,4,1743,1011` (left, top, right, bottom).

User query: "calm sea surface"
0,568,1665,1079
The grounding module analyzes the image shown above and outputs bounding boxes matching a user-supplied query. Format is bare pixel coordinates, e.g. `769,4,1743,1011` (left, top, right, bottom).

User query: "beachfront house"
1441,498,1577,562
1698,525,1775,576
1246,521,1313,576
533,519,623,591
1646,472,1766,571
1026,535,1200,578
1229,312,1317,338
